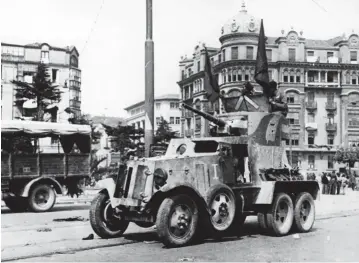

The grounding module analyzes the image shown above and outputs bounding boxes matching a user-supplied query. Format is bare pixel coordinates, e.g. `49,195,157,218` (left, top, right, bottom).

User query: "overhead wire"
311,0,327,12
81,0,105,55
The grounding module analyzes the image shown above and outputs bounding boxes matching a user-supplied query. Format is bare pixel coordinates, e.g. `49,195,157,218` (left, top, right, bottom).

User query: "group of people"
321,171,357,195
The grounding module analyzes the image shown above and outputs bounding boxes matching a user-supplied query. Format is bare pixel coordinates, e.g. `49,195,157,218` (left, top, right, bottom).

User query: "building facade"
124,94,182,133
177,3,359,175
1,42,82,152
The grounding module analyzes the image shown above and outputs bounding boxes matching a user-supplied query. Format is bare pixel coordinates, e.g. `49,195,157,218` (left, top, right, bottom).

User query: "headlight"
153,168,168,187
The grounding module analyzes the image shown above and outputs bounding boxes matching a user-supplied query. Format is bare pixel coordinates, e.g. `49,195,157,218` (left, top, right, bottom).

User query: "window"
222,49,226,62
70,55,78,67
290,76,295,83
308,92,315,101
244,74,249,81
175,117,180,124
287,96,295,104
156,117,161,125
237,72,242,81
328,154,334,169
284,76,288,82
51,137,59,144
308,134,315,145
41,51,49,59
308,155,315,169
228,73,232,82
246,47,254,60
52,69,58,83
286,139,299,146
327,136,334,145
181,70,185,80
327,92,334,103
170,117,174,124
327,52,334,59
288,48,296,62
352,78,357,85
231,47,238,60
170,102,176,109
296,76,301,83
232,70,237,82
218,54,222,63
156,103,161,109
266,49,272,62
197,61,200,72
307,51,314,57
142,120,145,130
350,51,357,62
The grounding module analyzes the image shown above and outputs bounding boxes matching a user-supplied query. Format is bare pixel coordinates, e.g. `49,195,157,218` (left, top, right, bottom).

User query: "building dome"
220,2,261,37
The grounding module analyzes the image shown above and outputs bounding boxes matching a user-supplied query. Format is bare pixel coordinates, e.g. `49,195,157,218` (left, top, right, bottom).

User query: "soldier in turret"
268,80,288,116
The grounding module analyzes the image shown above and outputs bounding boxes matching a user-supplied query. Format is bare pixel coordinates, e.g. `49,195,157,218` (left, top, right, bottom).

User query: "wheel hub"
170,205,192,238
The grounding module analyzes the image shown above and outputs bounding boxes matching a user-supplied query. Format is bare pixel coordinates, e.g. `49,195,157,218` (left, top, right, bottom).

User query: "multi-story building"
1,42,82,152
124,94,181,133
177,3,359,174
1,42,82,121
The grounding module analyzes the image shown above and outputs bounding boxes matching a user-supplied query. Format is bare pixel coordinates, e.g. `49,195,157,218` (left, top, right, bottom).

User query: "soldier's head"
269,80,277,91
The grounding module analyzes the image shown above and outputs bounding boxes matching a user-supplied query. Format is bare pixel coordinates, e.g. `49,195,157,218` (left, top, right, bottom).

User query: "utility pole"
144,0,154,157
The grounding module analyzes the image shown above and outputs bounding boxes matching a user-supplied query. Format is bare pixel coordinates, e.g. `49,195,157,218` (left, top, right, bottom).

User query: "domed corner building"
177,2,359,175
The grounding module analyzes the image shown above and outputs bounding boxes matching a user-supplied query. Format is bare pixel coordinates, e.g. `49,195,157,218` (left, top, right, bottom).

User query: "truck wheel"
28,184,56,212
206,185,236,235
293,192,315,233
266,193,294,236
257,212,269,232
90,192,129,238
156,194,199,247
4,196,28,212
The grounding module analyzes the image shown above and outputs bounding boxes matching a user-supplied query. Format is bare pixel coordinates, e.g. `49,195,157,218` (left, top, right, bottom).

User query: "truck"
89,93,319,247
1,120,92,212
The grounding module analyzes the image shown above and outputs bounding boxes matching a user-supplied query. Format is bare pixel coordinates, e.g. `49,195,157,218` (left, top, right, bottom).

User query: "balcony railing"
326,123,337,132
306,82,340,87
305,101,317,110
325,101,337,111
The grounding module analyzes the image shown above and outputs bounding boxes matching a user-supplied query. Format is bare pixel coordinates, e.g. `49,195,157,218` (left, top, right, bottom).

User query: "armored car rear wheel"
90,192,129,238
266,193,294,236
293,192,315,233
156,194,199,247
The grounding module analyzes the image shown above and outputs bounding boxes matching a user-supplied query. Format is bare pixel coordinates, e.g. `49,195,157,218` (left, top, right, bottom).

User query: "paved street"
1,190,359,262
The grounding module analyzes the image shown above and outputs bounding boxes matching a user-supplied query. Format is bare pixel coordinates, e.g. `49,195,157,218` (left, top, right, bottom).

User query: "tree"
334,146,359,173
154,117,177,144
12,63,62,121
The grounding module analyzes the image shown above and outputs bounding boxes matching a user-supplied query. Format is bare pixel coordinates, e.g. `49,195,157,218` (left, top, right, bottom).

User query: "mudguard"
20,177,63,197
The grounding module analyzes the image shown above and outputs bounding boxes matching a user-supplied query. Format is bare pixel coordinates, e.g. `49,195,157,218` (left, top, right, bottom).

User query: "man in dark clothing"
268,81,288,116
321,172,329,194
336,173,342,194
329,172,337,195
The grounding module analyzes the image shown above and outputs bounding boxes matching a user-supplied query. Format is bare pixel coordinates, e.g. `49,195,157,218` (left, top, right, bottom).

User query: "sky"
1,0,359,118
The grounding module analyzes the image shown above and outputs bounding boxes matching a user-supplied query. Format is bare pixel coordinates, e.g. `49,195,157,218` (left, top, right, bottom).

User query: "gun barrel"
182,103,226,127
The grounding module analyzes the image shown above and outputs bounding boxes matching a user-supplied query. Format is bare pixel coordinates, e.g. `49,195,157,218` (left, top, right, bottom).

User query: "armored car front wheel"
156,194,199,247
89,192,129,239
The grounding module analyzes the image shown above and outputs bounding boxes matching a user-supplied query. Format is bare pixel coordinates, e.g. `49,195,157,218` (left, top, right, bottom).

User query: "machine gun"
182,103,247,136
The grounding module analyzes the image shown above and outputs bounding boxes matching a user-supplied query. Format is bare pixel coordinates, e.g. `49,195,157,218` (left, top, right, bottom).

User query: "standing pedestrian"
329,172,337,195
321,172,329,194
341,174,348,195
336,173,342,195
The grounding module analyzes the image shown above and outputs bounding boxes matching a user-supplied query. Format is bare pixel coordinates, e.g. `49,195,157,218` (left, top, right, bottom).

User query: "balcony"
326,123,337,132
325,101,337,111
327,57,339,63
305,101,317,111
306,56,319,63
306,81,340,88
305,123,318,131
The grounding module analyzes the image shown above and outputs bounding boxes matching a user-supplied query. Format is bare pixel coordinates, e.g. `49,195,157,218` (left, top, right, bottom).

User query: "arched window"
349,92,359,104
195,100,201,110
232,69,237,82
237,69,242,81
70,55,78,68
228,69,232,82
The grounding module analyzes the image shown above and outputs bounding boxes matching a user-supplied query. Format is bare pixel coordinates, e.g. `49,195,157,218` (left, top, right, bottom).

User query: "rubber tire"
257,212,269,233
135,222,155,228
89,192,129,239
293,192,315,233
28,184,56,212
156,194,199,247
266,193,294,236
4,196,28,212
206,184,237,236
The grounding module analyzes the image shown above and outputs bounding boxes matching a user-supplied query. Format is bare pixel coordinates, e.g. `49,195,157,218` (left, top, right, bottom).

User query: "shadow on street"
1,204,90,214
